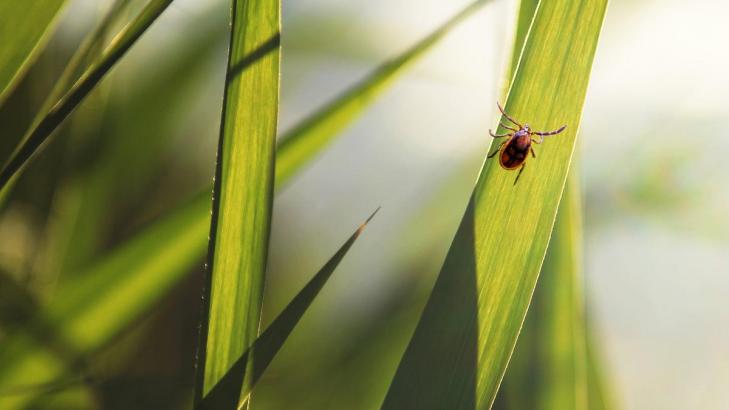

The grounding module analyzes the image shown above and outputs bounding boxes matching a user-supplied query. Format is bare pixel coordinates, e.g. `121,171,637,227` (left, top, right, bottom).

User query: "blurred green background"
0,0,725,408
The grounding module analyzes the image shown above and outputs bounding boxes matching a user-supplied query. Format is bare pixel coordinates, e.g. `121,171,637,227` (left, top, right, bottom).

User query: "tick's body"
487,102,567,184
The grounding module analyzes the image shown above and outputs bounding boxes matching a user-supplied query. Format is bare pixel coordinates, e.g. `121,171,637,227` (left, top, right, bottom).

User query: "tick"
487,102,567,185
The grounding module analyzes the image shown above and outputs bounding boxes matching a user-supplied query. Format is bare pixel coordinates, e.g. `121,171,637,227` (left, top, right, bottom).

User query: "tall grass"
0,0,611,408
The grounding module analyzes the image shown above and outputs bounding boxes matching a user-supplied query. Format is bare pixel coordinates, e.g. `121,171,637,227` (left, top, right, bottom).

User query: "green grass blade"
382,1,608,408
275,0,490,186
0,0,174,190
197,210,378,409
498,1,597,406
495,176,588,410
0,1,68,104
194,0,281,401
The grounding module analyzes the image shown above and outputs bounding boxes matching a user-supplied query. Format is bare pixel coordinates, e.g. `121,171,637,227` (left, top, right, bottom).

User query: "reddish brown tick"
487,102,567,185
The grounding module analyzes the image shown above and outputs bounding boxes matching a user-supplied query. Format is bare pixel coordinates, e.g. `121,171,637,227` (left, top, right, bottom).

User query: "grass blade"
197,209,378,409
382,1,608,408
275,0,490,186
0,0,174,190
495,175,588,410
0,1,68,104
194,0,281,401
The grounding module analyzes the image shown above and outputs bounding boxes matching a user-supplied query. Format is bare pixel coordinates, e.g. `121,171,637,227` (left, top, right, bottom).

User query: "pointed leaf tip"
357,206,381,236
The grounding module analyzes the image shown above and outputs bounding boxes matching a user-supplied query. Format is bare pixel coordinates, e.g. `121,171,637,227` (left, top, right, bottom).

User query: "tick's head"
523,123,530,132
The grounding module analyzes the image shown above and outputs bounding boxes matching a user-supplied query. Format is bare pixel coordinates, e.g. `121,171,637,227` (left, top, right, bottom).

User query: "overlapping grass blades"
495,176,588,410
197,210,377,409
0,0,174,190
194,0,281,401
383,1,608,408
0,1,68,103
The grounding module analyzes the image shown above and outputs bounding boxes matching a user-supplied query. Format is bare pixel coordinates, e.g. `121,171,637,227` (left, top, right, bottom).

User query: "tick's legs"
489,129,513,138
514,163,526,185
499,122,518,132
496,101,523,128
533,125,567,137
530,147,536,158
532,137,543,144
488,141,506,158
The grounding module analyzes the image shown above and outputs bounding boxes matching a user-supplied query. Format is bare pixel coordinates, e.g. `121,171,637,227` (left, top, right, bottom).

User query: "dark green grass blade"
274,0,490,186
0,1,68,104
194,0,281,401
197,209,378,409
383,1,608,408
0,0,174,190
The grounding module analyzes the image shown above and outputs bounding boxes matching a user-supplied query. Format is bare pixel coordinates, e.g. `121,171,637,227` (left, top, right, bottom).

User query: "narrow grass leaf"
195,0,281,401
383,1,608,408
0,0,174,190
0,1,68,104
197,209,378,409
275,0,490,186
495,175,588,410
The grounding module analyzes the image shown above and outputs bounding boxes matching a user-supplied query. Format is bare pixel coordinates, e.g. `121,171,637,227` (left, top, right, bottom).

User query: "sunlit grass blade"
0,193,210,409
197,209,378,409
495,175,588,410
0,0,174,190
382,1,608,408
275,0,490,186
194,0,281,402
0,1,68,104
